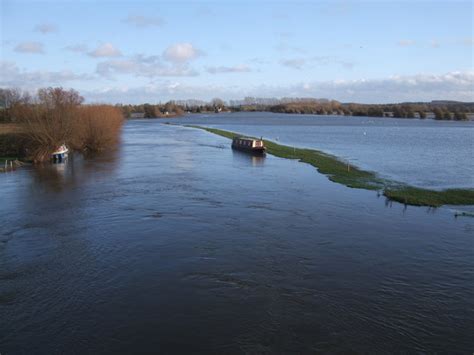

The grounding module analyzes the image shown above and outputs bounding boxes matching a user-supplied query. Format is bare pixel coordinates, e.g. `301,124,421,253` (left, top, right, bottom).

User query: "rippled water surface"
1,120,473,353
174,112,474,189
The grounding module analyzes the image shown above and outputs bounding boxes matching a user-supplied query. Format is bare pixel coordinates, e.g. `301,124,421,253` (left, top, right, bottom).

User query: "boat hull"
231,144,266,154
51,145,69,162
231,137,266,154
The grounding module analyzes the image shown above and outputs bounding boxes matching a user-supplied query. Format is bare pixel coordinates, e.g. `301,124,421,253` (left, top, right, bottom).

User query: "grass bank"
189,126,474,207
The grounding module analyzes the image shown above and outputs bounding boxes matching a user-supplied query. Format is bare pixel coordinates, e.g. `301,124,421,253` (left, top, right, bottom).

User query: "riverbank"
188,126,474,207
0,124,22,166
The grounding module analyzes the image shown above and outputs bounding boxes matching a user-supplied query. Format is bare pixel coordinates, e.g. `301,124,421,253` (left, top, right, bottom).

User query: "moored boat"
231,136,266,153
51,144,69,162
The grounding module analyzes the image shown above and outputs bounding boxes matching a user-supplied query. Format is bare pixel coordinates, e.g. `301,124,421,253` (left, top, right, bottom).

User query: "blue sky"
1,0,473,103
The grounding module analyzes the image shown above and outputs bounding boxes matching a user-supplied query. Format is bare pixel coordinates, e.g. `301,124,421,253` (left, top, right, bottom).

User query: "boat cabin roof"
234,136,261,142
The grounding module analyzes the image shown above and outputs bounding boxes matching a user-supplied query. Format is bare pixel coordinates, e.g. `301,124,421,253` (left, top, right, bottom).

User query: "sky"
1,0,473,103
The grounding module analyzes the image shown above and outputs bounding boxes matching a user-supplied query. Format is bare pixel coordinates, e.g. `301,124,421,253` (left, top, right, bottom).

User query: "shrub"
10,87,124,161
12,89,81,161
73,105,124,152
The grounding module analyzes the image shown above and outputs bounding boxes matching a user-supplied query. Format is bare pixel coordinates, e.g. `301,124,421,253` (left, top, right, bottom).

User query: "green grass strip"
188,125,474,207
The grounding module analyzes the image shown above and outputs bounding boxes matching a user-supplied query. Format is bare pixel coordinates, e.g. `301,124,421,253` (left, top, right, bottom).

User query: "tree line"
257,100,471,120
2,88,471,122
117,98,228,118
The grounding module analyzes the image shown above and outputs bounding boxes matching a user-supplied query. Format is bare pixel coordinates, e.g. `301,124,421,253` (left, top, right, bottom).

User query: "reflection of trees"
31,149,119,193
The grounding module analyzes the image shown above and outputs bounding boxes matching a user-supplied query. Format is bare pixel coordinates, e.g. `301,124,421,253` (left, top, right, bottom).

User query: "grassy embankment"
189,126,474,207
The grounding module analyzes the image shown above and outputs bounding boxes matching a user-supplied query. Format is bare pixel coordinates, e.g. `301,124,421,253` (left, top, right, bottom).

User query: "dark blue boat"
231,137,266,153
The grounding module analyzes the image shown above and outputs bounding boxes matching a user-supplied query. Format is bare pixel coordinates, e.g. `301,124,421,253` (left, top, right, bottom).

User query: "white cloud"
95,43,204,79
64,44,88,53
430,40,440,48
274,42,306,54
281,56,354,70
123,14,164,27
280,58,306,69
463,37,474,46
397,39,416,47
206,64,252,74
88,43,122,58
0,61,92,88
34,23,57,34
163,43,202,63
14,41,44,54
96,59,137,77
96,55,198,78
295,71,474,103
79,71,474,104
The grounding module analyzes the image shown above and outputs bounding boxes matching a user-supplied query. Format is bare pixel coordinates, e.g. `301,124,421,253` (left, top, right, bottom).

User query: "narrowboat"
231,136,266,153
51,144,69,162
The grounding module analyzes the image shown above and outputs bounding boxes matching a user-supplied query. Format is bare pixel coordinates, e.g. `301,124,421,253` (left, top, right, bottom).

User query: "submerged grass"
189,125,474,207
0,132,22,162
0,156,18,163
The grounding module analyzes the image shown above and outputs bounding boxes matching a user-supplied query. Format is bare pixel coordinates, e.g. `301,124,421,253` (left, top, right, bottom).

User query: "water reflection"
232,150,266,167
32,159,75,192
31,149,120,192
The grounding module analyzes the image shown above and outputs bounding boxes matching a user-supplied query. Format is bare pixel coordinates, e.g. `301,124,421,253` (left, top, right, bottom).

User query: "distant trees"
164,101,184,115
405,107,415,118
367,107,384,117
120,104,132,118
211,98,225,109
433,107,444,120
255,101,473,120
37,87,83,108
0,88,22,109
0,88,31,122
143,104,157,118
109,98,473,121
392,106,404,118
270,100,344,115
120,101,186,118
6,86,469,124
454,110,468,120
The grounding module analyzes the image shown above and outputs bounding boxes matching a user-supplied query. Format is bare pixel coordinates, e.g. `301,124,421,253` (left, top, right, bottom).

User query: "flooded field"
174,112,474,189
1,120,473,353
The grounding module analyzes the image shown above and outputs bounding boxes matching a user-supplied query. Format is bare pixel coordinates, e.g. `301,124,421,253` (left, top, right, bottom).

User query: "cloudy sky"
1,0,473,103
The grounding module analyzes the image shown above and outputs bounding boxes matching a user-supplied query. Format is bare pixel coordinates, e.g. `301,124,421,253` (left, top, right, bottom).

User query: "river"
0,118,473,353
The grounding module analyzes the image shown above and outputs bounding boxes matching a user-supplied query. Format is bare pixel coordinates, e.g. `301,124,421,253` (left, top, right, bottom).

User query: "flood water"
174,112,474,189
1,119,473,353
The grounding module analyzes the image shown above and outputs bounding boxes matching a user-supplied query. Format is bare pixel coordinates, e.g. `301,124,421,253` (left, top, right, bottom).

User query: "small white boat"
51,144,69,162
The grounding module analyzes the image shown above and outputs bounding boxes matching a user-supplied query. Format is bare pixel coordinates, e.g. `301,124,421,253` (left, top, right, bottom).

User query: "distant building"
130,112,145,119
